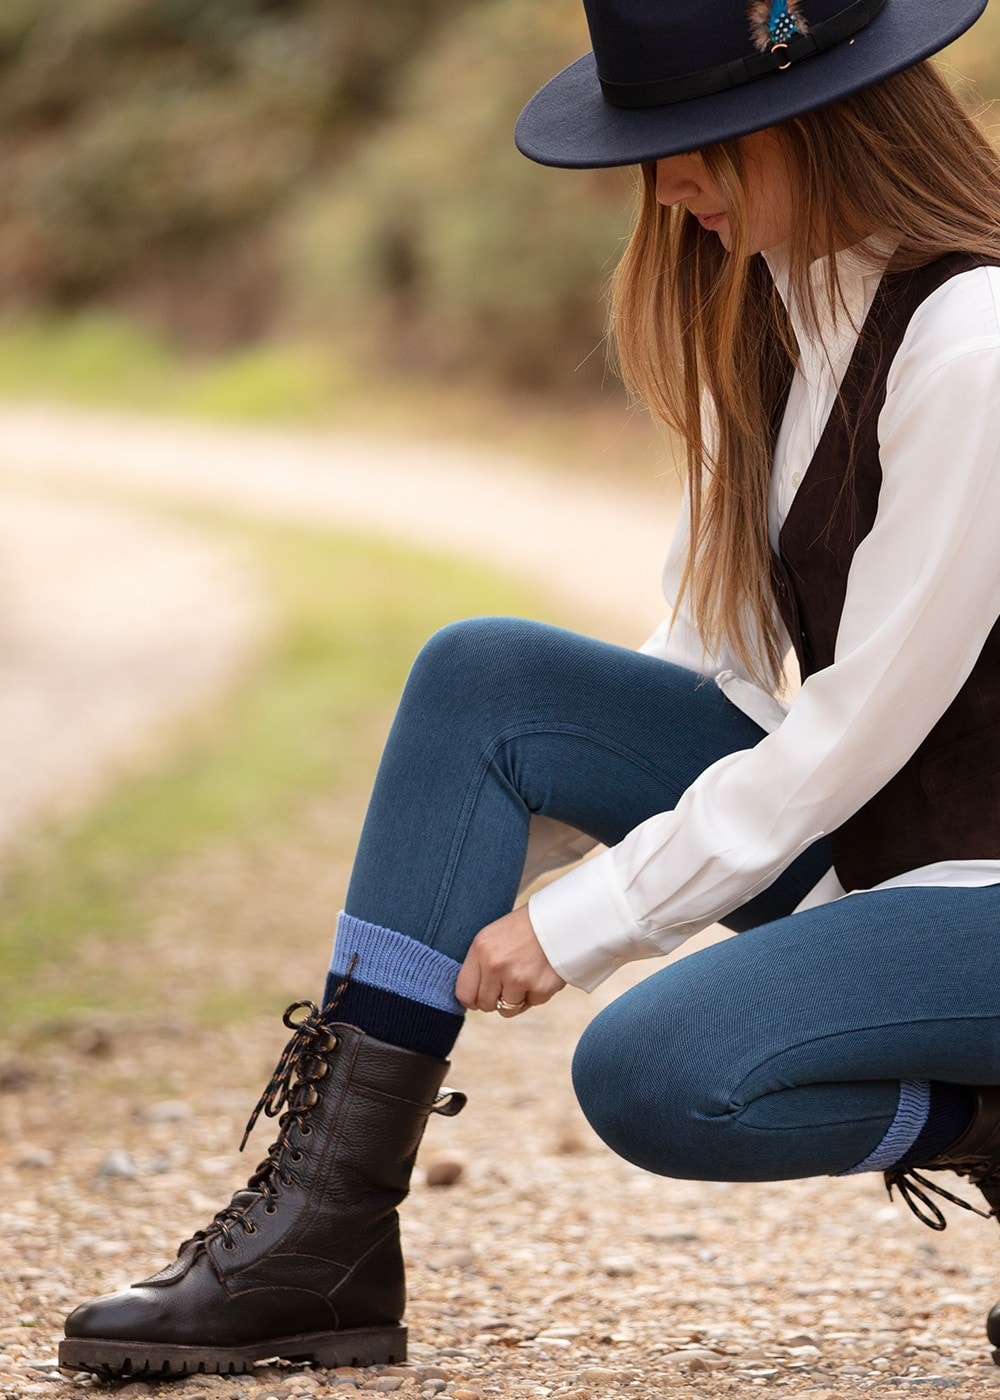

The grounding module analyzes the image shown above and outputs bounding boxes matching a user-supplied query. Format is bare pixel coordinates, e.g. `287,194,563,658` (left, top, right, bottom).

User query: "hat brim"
515,0,987,168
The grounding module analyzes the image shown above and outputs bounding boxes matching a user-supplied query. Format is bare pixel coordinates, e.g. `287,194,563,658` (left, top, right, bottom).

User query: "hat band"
598,0,887,109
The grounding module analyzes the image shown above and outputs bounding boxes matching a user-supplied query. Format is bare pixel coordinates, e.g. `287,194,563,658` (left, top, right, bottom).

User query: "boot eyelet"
290,1150,303,1162
264,1202,278,1215
243,1221,257,1235
222,1238,236,1251
299,1124,312,1137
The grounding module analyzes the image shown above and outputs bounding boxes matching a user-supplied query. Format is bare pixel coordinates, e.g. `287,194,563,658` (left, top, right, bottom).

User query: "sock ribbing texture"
837,1079,931,1175
323,911,464,1059
837,1079,977,1176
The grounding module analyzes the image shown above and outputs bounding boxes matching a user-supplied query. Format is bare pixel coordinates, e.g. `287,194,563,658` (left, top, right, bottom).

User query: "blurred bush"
0,0,467,344
282,0,633,391
0,1,995,395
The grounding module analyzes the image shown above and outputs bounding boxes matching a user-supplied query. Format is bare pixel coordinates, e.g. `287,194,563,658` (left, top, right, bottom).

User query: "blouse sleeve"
529,267,1000,990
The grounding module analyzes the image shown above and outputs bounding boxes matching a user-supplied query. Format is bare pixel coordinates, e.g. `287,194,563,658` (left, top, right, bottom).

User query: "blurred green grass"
0,314,348,420
0,311,664,480
0,513,545,1027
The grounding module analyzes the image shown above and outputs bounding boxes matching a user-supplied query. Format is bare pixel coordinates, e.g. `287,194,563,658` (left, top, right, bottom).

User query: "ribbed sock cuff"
329,912,463,1015
323,911,465,1058
837,1079,931,1175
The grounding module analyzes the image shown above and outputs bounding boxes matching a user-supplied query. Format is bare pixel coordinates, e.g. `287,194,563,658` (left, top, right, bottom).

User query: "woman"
60,0,1000,1378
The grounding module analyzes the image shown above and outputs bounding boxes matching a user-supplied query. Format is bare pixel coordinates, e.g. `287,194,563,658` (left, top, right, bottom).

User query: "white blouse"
527,245,1000,991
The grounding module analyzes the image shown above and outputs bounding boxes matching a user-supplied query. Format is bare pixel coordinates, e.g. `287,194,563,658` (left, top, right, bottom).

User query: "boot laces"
884,1158,999,1231
184,999,339,1253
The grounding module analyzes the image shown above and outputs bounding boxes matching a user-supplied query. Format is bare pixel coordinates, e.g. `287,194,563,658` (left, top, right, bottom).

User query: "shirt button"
791,471,803,489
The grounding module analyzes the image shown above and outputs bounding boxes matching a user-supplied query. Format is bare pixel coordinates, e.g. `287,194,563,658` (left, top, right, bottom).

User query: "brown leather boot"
59,1001,465,1378
883,1086,1000,1365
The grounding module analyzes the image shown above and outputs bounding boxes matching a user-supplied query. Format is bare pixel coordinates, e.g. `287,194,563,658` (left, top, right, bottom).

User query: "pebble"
16,1148,54,1169
96,1149,139,1179
0,1059,33,1090
658,1349,728,1370
361,1380,405,1393
425,1157,466,1187
71,1026,113,1057
420,1383,447,1395
554,1131,587,1154
886,1381,962,1389
429,1247,475,1270
451,1391,482,1400
600,1256,636,1277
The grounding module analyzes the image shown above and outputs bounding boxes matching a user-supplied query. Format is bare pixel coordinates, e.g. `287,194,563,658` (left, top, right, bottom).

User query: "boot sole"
58,1324,407,1377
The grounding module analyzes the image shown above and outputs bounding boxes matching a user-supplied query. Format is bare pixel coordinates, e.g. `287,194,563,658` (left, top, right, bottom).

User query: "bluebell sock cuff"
836,1079,931,1175
330,911,464,1016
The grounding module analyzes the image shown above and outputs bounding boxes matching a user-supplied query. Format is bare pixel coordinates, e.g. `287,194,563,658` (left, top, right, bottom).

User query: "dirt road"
0,401,675,857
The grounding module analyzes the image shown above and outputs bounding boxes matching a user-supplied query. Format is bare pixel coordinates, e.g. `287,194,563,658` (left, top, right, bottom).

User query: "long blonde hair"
611,61,1000,688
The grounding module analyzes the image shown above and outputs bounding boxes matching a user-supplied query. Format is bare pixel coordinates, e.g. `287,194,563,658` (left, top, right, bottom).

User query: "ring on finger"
496,995,527,1012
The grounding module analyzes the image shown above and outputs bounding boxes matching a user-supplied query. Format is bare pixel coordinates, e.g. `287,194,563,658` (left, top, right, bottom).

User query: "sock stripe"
331,981,463,1060
331,912,464,1015
837,1078,931,1175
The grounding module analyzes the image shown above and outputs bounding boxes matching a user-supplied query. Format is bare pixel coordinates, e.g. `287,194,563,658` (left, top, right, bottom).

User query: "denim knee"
572,991,739,1182
405,617,550,716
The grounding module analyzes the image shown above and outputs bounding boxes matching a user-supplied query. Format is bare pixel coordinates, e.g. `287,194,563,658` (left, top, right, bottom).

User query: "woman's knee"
572,984,739,1181
408,617,542,696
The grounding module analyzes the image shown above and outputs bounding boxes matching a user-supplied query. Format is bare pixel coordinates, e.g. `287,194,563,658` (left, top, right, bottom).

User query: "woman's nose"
655,156,703,206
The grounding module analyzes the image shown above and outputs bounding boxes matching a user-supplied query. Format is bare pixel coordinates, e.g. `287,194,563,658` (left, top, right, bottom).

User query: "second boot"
884,1085,1000,1365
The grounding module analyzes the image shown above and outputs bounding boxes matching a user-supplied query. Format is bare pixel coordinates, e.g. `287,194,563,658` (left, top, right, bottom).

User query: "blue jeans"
346,617,1000,1179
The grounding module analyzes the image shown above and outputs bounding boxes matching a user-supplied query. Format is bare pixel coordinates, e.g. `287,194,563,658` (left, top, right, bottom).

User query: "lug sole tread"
58,1324,406,1377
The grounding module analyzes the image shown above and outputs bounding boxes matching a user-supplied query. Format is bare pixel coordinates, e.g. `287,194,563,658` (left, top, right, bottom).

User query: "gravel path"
1,404,998,1400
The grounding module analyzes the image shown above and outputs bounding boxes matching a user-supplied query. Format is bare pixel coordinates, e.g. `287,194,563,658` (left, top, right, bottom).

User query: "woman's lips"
695,211,727,231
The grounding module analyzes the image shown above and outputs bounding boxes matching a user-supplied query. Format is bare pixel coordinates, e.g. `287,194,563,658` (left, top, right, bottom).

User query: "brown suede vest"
772,252,1000,891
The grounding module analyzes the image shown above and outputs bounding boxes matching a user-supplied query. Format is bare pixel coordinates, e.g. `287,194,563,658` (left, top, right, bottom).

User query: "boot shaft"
209,1017,457,1280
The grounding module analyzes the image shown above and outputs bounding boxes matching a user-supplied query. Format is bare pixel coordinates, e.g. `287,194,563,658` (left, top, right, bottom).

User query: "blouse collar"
762,237,893,358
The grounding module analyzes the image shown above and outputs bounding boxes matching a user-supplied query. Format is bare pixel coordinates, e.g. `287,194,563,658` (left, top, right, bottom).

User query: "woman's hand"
455,905,566,1017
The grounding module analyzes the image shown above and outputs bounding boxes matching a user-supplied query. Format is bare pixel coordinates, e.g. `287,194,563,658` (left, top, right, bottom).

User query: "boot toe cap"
64,1288,170,1342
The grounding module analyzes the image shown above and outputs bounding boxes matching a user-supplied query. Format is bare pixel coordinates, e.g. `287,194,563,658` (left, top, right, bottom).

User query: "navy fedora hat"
515,0,988,168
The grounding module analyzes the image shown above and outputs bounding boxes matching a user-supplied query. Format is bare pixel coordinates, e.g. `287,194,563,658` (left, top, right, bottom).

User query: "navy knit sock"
323,912,464,1060
895,1082,976,1167
837,1079,976,1175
